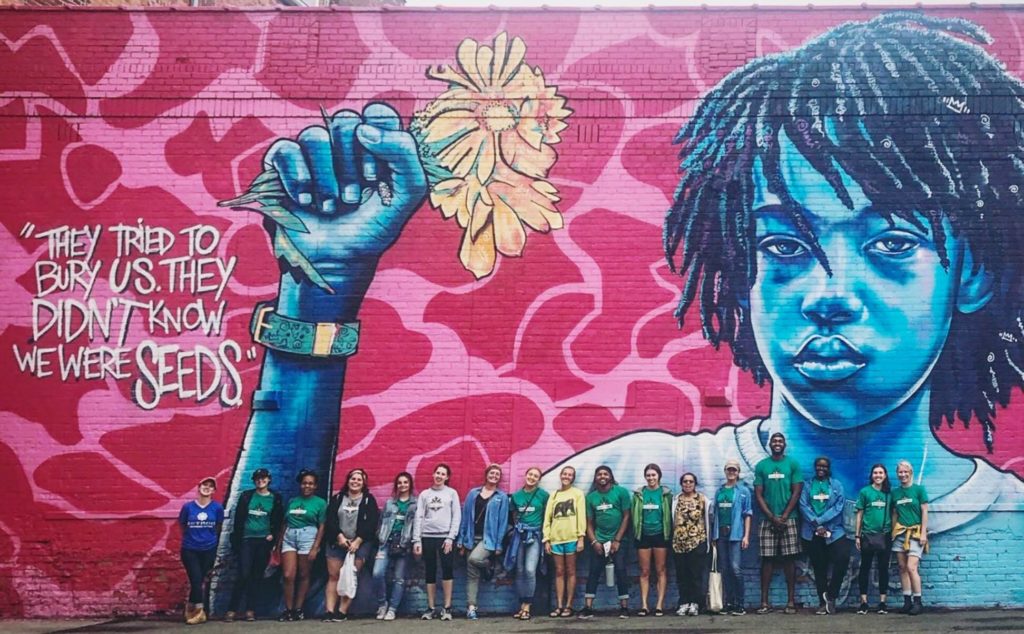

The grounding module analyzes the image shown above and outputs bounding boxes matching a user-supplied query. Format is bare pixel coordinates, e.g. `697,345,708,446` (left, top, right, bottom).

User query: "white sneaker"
687,603,699,616
384,608,397,621
376,606,388,620
676,605,688,616
440,607,453,621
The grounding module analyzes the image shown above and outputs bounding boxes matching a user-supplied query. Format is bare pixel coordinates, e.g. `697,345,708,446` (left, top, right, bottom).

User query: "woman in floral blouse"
671,472,714,616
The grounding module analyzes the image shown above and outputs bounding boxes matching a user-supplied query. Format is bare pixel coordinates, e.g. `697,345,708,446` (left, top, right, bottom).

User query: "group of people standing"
177,433,929,623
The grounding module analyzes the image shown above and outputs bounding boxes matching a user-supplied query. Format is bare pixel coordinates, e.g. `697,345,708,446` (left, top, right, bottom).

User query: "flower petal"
460,219,496,278
437,132,484,177
468,181,494,240
476,42,495,87
476,132,497,183
422,109,479,145
496,36,528,87
457,38,485,90
493,196,528,257
425,64,476,91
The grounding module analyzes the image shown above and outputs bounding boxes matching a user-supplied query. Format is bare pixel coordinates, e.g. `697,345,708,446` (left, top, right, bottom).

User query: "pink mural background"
1,6,1023,615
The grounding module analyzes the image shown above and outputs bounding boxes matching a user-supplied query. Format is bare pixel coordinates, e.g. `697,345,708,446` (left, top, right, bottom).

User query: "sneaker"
578,606,594,620
334,612,348,622
815,604,828,615
293,609,305,621
857,602,870,615
876,602,888,615
825,597,835,615
440,607,453,621
909,598,923,616
730,607,747,616
467,607,478,620
376,605,388,620
224,611,236,623
321,612,335,623
675,605,687,616
384,608,397,621
421,608,436,620
687,603,699,616
619,606,629,619
278,610,293,622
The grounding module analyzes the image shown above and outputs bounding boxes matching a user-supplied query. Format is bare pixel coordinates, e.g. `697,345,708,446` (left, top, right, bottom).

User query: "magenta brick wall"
1,7,1023,617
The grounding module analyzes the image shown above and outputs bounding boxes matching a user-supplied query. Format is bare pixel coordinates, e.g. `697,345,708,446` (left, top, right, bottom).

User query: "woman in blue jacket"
373,472,417,621
712,459,752,615
457,463,510,620
798,457,850,615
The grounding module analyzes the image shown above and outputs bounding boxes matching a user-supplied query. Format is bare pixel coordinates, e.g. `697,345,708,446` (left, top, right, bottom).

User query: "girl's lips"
792,335,867,382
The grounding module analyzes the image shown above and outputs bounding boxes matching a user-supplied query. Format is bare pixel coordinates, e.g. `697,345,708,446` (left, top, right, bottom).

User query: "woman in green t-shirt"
892,460,929,616
631,463,671,616
854,464,892,615
278,469,326,622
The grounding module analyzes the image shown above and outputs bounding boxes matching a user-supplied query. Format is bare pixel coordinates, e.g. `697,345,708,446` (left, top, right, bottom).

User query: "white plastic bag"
707,545,724,613
337,554,358,598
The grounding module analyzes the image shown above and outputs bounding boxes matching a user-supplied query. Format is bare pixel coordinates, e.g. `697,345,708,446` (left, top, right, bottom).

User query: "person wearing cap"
226,468,283,622
178,476,225,625
713,459,752,615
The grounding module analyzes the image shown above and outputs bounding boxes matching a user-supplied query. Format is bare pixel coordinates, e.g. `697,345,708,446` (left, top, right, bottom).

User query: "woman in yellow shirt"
542,466,586,618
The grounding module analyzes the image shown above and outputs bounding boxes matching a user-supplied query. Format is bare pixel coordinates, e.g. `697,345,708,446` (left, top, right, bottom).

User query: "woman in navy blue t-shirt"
178,476,225,624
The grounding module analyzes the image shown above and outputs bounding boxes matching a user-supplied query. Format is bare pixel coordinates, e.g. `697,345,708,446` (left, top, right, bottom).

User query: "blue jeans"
372,548,409,609
716,538,744,609
515,539,542,603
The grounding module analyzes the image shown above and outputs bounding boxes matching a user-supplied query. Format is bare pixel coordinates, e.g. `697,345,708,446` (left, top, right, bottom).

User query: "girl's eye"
868,233,919,255
759,236,809,258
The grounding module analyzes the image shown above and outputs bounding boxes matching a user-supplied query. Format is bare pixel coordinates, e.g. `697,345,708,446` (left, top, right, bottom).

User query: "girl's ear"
957,244,994,314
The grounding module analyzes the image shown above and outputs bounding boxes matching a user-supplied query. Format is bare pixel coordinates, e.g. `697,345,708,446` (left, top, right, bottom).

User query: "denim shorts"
327,539,372,563
550,541,578,555
281,526,318,555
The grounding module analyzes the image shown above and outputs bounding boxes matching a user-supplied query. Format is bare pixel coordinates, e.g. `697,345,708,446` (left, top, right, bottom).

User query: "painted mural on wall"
2,7,1023,616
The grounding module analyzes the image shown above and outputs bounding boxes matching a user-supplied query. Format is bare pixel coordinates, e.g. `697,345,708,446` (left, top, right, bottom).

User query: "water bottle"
605,560,615,587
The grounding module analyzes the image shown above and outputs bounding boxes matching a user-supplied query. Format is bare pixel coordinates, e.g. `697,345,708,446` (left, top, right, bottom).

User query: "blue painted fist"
262,102,427,283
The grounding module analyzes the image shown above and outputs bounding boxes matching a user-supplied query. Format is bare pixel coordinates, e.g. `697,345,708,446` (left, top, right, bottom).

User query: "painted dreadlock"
664,11,1024,452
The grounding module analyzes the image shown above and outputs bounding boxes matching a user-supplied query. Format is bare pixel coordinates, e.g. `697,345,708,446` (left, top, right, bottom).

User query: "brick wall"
1,6,1023,618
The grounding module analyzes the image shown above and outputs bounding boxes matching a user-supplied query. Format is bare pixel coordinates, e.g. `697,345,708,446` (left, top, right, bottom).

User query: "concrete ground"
5,609,1023,634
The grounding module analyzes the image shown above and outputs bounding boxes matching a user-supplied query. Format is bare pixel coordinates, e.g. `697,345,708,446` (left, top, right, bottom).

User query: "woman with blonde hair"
542,465,586,618
892,460,928,615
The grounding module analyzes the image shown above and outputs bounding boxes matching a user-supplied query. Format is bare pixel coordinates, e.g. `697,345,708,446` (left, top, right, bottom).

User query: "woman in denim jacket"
798,457,850,615
457,463,510,620
711,459,753,615
372,472,417,621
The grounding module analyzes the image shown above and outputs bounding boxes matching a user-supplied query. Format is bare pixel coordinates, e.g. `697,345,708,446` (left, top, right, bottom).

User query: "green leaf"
257,205,309,233
273,230,334,294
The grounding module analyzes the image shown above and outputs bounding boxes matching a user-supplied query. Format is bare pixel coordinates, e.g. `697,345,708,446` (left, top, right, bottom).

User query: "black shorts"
635,532,669,549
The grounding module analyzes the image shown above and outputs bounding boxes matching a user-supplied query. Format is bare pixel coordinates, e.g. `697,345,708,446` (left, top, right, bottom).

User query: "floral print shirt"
672,493,707,553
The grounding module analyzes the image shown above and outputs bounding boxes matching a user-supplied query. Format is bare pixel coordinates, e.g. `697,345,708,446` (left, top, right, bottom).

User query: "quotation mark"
19,222,35,239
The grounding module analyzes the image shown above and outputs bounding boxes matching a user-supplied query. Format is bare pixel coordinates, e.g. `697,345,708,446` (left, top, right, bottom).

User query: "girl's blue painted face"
749,129,971,429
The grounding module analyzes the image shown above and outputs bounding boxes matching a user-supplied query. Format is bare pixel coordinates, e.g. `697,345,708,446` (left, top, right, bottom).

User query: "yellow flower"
419,32,570,183
429,166,563,279
417,31,571,279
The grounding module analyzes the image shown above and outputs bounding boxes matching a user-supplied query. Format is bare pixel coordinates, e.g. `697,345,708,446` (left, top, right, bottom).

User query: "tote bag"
337,554,358,598
707,545,724,613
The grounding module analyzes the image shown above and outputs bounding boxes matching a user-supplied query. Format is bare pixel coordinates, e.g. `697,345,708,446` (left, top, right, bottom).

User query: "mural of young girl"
543,11,1024,603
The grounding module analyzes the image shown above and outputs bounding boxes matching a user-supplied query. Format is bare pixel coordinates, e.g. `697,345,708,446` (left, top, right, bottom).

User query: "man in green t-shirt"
753,433,803,613
580,466,631,618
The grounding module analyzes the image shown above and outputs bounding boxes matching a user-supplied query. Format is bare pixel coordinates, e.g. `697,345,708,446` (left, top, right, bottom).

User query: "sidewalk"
6,609,1022,634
